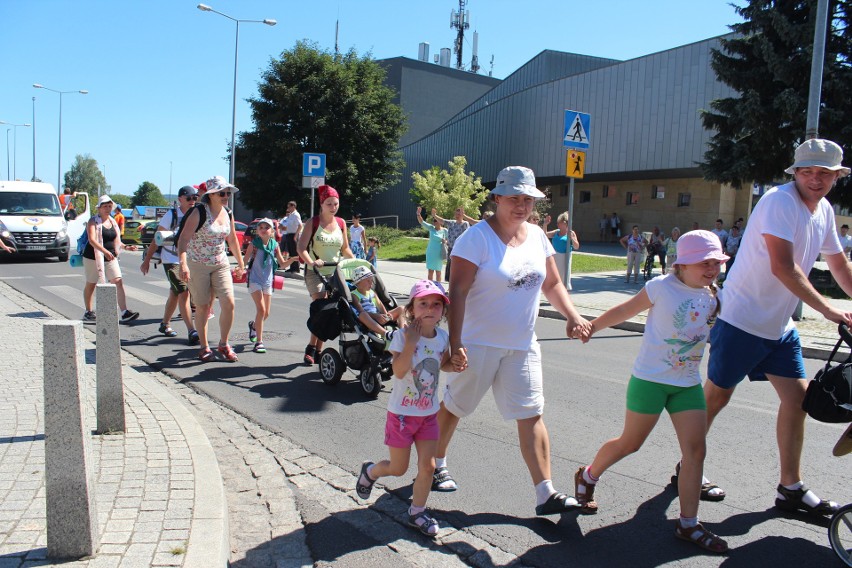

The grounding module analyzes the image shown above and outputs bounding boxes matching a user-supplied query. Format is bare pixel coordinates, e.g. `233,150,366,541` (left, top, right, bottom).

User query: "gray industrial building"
370,35,760,241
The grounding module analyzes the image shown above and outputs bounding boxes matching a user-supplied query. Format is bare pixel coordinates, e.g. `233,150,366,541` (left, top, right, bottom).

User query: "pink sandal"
217,344,239,362
198,348,214,362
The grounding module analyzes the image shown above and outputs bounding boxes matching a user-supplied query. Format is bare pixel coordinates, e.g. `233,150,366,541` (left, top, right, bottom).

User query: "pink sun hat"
673,230,729,266
409,280,450,304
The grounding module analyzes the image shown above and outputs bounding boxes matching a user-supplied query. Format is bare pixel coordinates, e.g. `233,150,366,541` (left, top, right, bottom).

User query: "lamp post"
0,122,32,181
33,84,88,192
4,129,9,181
32,97,37,181
197,3,276,203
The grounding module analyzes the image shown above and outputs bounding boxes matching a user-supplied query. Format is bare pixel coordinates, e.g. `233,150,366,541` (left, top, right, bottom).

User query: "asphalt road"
2,251,849,567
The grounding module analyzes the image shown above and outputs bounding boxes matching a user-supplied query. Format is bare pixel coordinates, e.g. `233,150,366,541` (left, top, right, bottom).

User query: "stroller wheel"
360,366,383,398
319,348,345,385
829,503,852,566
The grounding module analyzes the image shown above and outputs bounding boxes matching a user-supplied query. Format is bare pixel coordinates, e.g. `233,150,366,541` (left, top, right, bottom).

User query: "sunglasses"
184,195,199,201
218,191,231,197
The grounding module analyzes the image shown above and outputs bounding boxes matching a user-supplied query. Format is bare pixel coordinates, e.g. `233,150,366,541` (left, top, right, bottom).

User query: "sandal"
535,492,579,516
775,484,840,516
672,462,726,502
304,345,316,365
158,322,178,337
217,344,239,362
407,510,439,537
198,348,214,362
431,466,458,492
248,320,257,343
355,461,376,500
574,466,598,514
253,342,266,354
675,520,729,553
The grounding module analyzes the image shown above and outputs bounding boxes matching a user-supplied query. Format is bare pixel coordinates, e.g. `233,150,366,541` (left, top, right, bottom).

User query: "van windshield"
0,192,61,216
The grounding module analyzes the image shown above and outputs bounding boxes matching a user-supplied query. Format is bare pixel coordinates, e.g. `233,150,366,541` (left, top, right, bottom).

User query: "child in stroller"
307,258,400,397
351,265,403,338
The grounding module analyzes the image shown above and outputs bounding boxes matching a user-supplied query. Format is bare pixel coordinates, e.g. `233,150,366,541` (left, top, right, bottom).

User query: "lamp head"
263,19,277,26
79,90,89,95
33,84,44,89
197,3,212,11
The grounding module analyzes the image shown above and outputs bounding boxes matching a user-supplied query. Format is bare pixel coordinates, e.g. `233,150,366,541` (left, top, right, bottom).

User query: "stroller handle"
838,323,852,348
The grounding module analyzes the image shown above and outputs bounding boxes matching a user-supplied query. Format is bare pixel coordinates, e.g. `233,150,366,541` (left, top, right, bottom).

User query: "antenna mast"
450,0,469,70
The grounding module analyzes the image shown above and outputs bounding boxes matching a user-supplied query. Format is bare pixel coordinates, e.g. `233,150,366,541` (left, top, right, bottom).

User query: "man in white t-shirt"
281,201,303,273
703,139,852,517
140,185,199,345
839,224,852,259
710,219,728,246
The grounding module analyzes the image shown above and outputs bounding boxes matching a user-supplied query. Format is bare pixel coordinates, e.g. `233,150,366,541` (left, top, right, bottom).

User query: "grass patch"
379,237,627,273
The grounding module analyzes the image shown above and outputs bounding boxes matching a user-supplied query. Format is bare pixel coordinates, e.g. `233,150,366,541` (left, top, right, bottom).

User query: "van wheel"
319,349,345,385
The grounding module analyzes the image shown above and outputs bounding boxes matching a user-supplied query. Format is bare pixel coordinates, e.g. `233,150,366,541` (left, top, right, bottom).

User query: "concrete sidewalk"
0,283,228,568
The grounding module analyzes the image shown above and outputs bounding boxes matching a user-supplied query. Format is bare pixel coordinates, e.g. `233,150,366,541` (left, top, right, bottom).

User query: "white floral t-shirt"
386,328,448,417
632,274,718,387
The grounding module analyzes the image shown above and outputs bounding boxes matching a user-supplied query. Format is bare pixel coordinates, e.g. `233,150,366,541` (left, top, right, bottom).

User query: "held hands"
450,345,468,372
567,316,593,343
233,265,246,280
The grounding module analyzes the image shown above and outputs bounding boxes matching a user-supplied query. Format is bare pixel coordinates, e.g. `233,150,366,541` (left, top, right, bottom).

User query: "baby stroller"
802,325,852,565
306,258,398,398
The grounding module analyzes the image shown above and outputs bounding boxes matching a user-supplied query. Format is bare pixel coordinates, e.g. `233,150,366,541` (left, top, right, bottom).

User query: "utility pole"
450,0,469,71
805,0,830,140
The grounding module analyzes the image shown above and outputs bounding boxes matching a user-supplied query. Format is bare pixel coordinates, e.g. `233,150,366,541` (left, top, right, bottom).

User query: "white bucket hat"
491,166,546,199
205,175,239,194
784,139,850,177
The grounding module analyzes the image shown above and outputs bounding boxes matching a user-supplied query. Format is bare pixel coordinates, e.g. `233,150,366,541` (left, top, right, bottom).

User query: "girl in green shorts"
575,230,730,554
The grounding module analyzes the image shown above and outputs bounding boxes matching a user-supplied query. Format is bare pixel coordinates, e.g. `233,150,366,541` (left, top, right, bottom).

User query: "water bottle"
155,230,174,246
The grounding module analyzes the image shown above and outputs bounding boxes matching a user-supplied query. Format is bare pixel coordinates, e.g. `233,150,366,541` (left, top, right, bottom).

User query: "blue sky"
1,0,744,197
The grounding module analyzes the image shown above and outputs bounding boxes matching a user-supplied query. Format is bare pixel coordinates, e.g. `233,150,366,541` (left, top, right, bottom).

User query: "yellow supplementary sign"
566,150,585,179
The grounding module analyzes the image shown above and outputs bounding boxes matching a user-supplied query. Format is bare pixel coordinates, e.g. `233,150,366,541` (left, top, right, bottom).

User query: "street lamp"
197,3,276,199
33,84,88,192
0,122,32,181
32,97,37,182
4,129,9,181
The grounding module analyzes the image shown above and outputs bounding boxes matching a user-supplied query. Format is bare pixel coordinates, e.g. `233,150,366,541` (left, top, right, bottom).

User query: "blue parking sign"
563,111,591,149
302,153,326,177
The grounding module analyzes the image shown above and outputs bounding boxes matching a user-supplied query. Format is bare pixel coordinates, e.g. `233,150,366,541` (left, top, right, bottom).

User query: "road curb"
125,372,229,568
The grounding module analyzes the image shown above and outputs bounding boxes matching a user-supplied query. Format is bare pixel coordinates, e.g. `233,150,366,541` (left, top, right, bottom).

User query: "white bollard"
96,283,125,433
43,321,99,558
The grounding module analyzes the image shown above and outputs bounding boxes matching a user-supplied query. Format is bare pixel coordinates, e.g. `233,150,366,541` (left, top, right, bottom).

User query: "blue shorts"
707,319,806,389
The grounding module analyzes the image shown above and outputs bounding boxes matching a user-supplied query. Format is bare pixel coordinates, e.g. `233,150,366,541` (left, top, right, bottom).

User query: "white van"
0,181,90,261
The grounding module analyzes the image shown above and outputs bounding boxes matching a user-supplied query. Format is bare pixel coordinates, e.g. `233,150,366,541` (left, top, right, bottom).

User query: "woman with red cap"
297,185,354,364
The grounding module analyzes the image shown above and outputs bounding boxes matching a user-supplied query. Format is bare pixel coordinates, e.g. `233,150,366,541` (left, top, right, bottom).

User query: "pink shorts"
383,412,439,448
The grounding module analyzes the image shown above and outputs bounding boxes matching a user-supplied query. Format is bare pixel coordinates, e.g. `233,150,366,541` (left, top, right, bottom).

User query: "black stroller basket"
802,324,852,424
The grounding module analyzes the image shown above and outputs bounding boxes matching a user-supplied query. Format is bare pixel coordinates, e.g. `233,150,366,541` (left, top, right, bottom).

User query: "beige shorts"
443,342,544,420
304,269,331,297
187,260,233,306
83,257,121,284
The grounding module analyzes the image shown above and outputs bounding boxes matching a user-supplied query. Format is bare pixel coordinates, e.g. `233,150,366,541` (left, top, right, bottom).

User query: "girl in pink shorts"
355,280,452,537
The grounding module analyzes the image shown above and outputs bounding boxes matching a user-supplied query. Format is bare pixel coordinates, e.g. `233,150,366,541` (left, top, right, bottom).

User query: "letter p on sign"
302,153,326,177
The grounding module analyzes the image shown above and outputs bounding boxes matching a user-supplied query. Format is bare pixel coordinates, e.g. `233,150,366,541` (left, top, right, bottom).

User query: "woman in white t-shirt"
433,166,592,517
574,230,729,554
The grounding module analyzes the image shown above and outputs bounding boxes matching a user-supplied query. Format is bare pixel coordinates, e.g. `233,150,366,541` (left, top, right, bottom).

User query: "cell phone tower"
450,0,469,71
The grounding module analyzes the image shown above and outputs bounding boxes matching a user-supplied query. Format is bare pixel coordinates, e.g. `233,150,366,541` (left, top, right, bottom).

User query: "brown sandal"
675,521,729,553
574,466,598,514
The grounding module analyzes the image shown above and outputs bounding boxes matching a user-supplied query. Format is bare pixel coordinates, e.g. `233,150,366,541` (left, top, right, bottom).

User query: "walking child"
356,280,452,537
366,236,379,268
576,230,730,553
243,218,297,353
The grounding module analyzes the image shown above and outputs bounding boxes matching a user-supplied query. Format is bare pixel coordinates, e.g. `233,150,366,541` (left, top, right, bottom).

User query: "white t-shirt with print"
451,221,554,350
632,274,718,387
157,208,184,265
387,328,448,417
719,182,842,339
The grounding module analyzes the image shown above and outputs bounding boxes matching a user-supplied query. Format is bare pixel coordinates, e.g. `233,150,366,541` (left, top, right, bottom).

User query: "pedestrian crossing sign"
563,110,591,149
566,150,586,179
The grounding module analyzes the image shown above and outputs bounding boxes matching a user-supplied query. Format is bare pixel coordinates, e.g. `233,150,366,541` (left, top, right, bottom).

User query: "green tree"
700,0,852,203
110,194,133,210
64,154,106,203
235,41,406,215
410,156,489,218
131,181,168,208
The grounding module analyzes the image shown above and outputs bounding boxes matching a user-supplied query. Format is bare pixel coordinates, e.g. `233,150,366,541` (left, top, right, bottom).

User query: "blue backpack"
76,229,89,255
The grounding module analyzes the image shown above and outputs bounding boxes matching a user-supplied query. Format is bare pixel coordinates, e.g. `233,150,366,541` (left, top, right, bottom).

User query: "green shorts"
625,376,706,415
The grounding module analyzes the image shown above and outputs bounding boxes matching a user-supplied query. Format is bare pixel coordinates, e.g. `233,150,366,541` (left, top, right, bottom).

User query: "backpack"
76,215,102,255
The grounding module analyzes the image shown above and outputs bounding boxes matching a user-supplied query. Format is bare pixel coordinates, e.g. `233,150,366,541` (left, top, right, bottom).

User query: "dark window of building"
560,185,569,197
626,192,639,206
652,185,665,199
579,191,591,203
602,185,610,198
678,193,691,207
